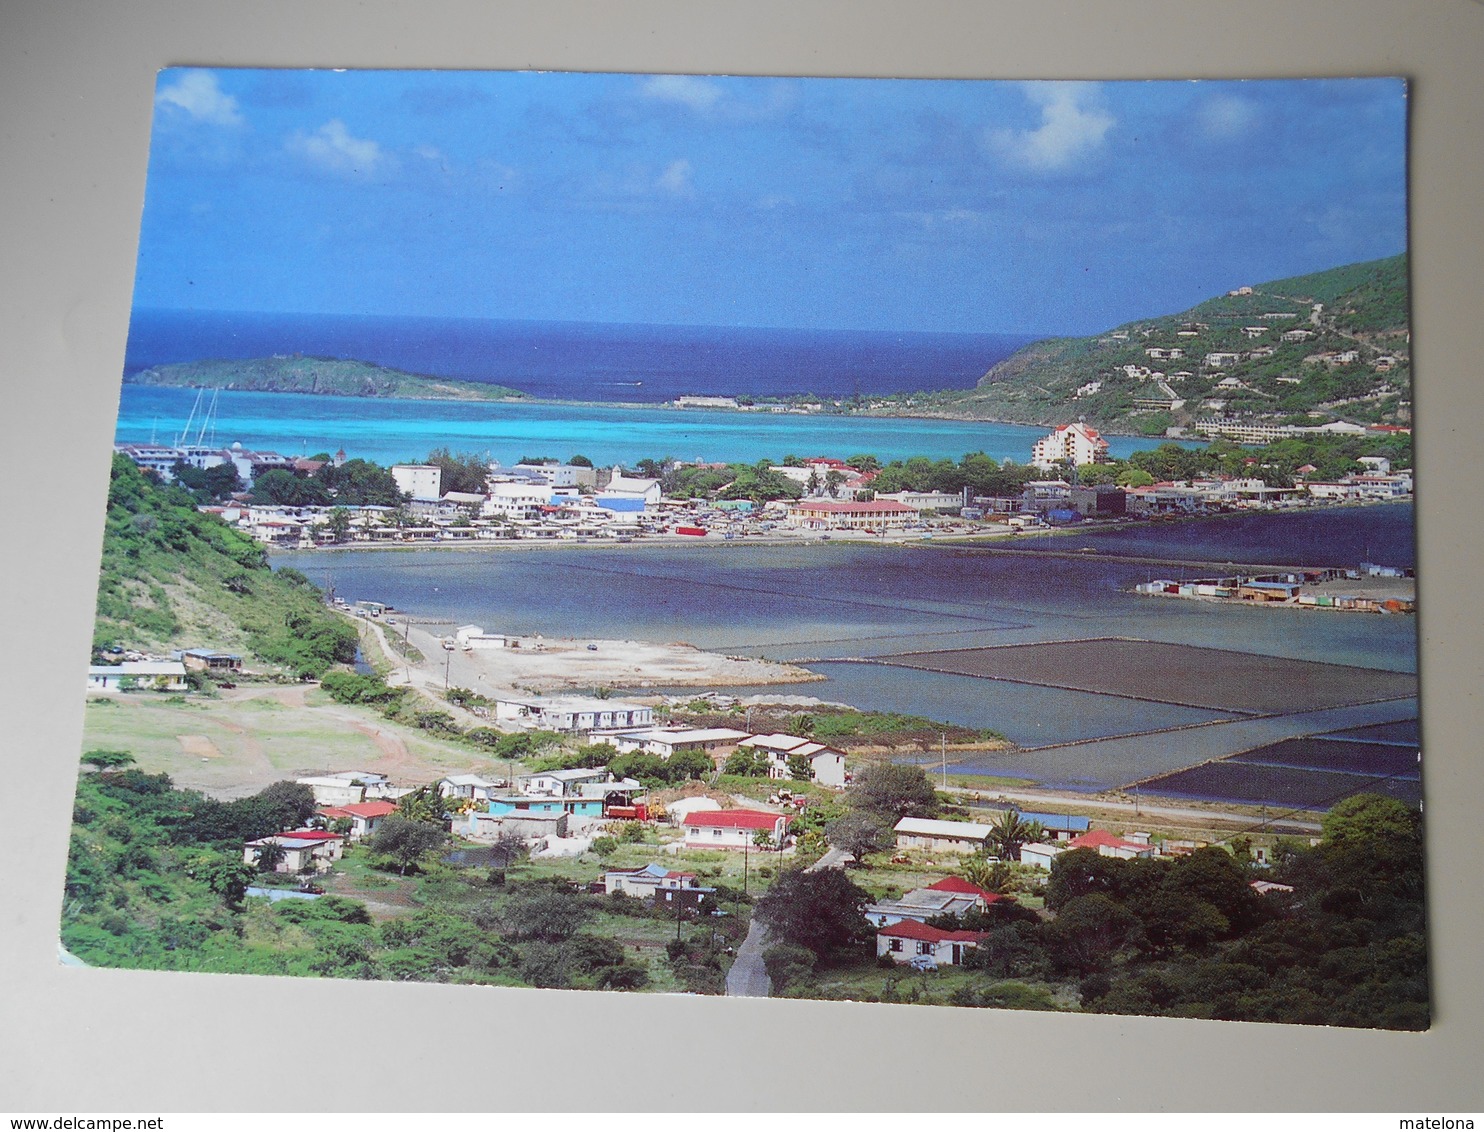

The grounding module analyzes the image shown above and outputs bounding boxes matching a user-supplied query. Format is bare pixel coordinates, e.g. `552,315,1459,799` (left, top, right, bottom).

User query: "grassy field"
79,685,508,799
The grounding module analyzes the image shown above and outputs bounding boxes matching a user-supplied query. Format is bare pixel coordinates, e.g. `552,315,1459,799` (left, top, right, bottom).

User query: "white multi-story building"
1030,422,1110,469
390,464,442,501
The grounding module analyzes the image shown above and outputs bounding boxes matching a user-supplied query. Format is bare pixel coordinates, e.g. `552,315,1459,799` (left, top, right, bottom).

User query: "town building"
1030,423,1109,470
786,500,917,530
390,464,442,501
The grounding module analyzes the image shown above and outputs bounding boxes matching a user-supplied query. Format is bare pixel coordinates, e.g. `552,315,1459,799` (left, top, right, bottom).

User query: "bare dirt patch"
177,734,224,759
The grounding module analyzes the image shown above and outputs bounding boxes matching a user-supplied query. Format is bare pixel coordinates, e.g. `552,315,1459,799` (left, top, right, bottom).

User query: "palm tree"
961,854,1014,894
986,809,1045,864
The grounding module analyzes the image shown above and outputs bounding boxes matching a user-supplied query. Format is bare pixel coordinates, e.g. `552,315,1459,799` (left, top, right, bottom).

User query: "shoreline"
120,375,1187,442
268,498,1413,568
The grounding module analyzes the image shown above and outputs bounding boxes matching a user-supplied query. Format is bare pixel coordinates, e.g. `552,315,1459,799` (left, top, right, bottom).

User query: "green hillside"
914,254,1410,435
94,455,357,676
126,355,528,402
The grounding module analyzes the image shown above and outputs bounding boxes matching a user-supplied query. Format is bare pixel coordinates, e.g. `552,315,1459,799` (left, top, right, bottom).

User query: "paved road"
725,845,853,997
725,919,773,997
953,786,1324,835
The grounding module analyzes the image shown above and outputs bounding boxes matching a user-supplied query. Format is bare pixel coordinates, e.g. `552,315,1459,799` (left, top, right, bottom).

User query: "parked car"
908,954,938,972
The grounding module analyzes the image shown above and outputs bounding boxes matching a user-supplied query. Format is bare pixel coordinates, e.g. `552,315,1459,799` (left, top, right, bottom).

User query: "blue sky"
136,69,1407,336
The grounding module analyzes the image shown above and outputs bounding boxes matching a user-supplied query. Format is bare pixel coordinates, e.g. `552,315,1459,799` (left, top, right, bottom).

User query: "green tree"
822,811,892,864
81,749,136,773
1042,893,1139,975
503,888,592,943
324,507,352,543
370,815,446,875
786,752,814,781
762,943,817,992
1321,793,1417,847
846,762,940,821
752,867,872,964
253,840,287,873
986,809,1045,863
723,750,769,777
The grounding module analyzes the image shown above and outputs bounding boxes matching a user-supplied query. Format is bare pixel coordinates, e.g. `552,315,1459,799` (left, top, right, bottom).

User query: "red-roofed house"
1068,829,1156,859
243,829,345,874
316,800,398,840
876,919,989,967
683,809,792,849
925,875,1010,908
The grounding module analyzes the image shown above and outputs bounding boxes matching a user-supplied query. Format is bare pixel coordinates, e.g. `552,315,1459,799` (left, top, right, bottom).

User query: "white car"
907,955,938,972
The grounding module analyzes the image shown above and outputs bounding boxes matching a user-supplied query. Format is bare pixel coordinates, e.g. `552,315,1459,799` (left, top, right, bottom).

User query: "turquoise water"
275,507,1417,764
116,385,1188,468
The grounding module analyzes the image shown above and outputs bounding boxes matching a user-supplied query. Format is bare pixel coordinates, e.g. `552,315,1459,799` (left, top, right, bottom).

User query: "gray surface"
3,0,1483,1114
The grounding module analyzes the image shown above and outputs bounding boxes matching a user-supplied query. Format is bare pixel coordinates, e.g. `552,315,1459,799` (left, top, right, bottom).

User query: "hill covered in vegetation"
881,254,1410,436
94,455,356,675
127,355,528,402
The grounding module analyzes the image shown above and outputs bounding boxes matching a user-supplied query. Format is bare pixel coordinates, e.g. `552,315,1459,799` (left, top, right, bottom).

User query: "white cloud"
1198,94,1258,139
641,74,724,112
286,120,386,176
656,159,695,196
413,143,444,162
989,82,1114,172
155,70,243,127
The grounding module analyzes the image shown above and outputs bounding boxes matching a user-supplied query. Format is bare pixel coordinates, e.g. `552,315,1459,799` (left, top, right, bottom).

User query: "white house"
516,767,613,797
604,863,702,898
876,920,989,967
85,661,189,693
243,830,344,874
1019,842,1067,870
736,733,847,787
683,809,791,850
608,727,751,763
294,771,392,806
314,800,397,840
438,774,504,803
865,879,1008,927
893,817,994,855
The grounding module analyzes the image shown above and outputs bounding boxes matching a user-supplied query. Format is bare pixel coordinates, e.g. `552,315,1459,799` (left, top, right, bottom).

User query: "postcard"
68,68,1422,1029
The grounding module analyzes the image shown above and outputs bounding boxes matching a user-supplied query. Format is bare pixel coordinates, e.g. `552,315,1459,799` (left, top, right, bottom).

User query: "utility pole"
941,732,948,790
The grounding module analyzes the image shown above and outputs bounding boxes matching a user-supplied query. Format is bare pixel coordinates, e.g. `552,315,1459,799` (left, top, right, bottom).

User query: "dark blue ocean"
123,309,1039,404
